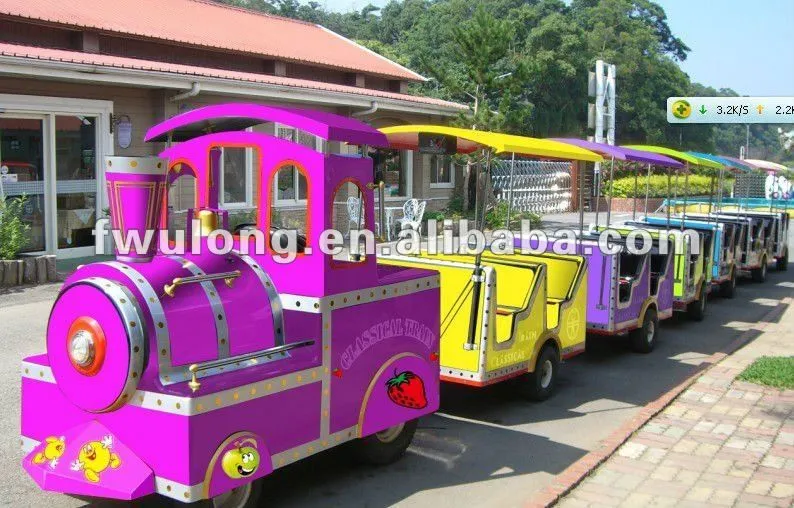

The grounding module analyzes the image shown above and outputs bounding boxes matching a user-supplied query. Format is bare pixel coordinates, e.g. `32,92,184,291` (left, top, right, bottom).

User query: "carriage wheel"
720,268,737,299
207,480,262,508
350,419,418,466
752,257,768,282
630,307,658,354
687,285,708,321
517,344,559,401
777,249,788,271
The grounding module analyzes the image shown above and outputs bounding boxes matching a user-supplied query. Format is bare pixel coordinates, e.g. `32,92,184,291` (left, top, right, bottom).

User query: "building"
0,0,466,258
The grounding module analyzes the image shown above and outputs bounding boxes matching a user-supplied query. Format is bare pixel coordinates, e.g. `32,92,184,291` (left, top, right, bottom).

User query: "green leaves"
0,195,31,260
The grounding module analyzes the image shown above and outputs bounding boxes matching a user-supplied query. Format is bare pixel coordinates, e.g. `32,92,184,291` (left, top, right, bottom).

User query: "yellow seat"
546,298,563,330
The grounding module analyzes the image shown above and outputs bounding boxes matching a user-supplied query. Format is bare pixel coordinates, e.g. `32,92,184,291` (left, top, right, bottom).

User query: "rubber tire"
349,419,418,466
630,307,658,354
777,249,788,271
687,286,707,322
752,258,768,283
147,479,263,508
719,269,737,299
517,344,559,401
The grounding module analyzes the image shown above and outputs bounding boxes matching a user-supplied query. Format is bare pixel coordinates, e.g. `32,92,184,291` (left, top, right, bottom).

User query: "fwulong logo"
340,318,435,370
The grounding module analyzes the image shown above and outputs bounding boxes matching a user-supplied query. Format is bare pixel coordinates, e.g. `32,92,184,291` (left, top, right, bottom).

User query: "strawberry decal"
386,371,427,409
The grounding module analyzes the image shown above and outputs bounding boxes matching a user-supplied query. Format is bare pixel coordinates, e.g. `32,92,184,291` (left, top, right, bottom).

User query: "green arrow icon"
699,105,707,114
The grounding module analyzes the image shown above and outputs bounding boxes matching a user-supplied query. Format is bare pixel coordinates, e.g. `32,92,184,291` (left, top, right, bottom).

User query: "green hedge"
603,174,733,198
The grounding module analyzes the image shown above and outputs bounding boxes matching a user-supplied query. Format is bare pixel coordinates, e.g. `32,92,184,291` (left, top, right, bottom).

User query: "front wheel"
350,419,418,466
630,307,658,353
752,258,768,283
687,286,707,321
777,249,788,271
517,344,559,401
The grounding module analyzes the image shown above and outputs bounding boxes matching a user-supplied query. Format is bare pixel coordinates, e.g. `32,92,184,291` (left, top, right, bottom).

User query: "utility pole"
587,60,616,209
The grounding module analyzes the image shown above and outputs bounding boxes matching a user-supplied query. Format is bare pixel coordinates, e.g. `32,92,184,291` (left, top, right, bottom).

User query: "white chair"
346,196,361,231
347,196,382,237
396,199,426,237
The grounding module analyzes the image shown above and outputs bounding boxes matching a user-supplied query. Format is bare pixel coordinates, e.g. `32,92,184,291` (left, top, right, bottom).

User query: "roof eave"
0,55,463,117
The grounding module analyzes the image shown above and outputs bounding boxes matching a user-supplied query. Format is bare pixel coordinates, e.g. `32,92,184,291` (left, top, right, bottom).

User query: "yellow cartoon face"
221,446,260,479
71,435,121,483
33,436,66,467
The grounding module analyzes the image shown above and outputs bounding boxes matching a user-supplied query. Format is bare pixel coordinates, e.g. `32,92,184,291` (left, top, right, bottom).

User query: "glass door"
0,115,47,253
55,115,97,254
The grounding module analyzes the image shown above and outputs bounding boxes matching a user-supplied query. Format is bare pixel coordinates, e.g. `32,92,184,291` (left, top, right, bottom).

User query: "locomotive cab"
21,104,441,506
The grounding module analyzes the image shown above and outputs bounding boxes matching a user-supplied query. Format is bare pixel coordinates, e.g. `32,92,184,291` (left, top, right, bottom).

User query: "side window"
331,179,372,264
429,154,454,188
269,162,309,247
166,167,196,244
219,146,253,208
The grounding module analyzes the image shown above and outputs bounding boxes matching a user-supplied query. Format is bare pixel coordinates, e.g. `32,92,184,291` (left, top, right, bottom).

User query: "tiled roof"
0,42,466,112
0,0,424,81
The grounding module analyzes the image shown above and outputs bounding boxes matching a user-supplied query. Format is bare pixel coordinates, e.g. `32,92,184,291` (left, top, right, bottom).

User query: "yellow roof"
380,125,603,162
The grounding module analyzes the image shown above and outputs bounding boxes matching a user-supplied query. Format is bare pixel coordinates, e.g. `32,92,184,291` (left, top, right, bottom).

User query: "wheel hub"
540,359,553,389
375,423,405,443
646,321,655,344
213,482,252,508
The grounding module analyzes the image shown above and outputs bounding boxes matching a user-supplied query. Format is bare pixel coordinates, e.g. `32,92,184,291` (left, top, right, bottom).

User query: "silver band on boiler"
78,277,146,412
99,261,176,386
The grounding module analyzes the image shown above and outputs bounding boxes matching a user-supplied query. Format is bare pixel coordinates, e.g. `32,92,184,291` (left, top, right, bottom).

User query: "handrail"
164,270,241,297
187,339,316,392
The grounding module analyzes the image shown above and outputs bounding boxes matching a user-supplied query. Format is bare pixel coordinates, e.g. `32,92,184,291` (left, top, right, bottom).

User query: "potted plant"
0,195,30,285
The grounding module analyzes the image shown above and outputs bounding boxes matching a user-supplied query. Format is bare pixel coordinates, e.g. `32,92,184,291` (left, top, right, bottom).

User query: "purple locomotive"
21,104,441,507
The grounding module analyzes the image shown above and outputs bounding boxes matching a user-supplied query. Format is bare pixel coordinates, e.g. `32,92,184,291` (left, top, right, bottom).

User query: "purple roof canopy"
553,138,684,169
144,103,388,147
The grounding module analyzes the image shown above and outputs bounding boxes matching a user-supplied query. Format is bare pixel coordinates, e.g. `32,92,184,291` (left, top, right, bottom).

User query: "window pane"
0,118,45,252
375,150,405,197
430,155,451,184
276,166,296,200
297,171,308,200
277,127,296,142
55,115,97,249
222,147,247,204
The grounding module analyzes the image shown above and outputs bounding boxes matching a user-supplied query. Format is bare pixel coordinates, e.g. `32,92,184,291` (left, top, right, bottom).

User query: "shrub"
484,201,541,230
0,195,31,260
603,174,733,198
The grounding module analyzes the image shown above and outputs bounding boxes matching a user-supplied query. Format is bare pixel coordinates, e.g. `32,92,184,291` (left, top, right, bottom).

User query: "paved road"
1,227,792,507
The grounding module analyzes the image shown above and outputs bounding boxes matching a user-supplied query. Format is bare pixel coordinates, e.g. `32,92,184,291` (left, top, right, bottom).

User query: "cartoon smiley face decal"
33,436,66,469
221,446,261,479
70,435,121,483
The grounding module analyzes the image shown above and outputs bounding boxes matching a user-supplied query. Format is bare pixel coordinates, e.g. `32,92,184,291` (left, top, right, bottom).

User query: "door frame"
0,94,114,258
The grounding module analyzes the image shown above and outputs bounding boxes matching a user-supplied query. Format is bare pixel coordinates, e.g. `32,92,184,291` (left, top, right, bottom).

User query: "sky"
314,0,794,96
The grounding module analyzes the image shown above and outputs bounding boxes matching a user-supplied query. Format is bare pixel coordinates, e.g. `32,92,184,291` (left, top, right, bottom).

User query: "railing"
491,160,573,214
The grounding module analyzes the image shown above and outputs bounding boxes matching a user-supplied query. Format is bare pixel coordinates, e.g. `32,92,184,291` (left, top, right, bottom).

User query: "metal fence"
491,160,573,214
733,173,767,199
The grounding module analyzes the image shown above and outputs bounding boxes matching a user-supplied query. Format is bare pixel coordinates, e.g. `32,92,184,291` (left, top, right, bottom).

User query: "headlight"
68,330,95,366
66,317,106,376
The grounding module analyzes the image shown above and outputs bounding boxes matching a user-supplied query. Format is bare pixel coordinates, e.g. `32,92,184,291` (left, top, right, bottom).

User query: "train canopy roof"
553,138,683,168
380,125,603,162
688,152,753,173
622,145,722,170
144,103,388,147
743,159,789,173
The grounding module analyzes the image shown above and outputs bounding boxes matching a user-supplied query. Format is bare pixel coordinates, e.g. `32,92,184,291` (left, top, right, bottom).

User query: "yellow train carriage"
380,252,587,400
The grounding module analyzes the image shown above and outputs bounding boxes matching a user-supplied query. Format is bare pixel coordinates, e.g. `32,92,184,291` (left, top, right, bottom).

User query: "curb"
525,296,793,508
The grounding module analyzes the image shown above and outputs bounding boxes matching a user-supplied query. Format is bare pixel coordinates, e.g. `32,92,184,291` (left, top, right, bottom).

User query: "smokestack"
104,156,168,262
